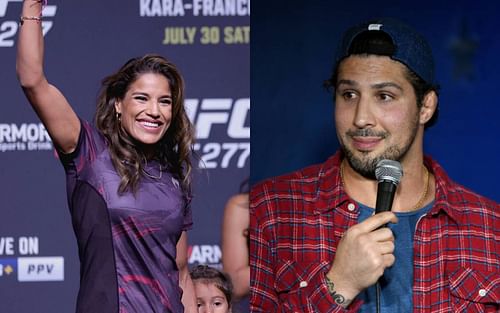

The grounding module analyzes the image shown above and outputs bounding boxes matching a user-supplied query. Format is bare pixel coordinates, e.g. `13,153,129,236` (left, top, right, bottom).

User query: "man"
250,18,499,312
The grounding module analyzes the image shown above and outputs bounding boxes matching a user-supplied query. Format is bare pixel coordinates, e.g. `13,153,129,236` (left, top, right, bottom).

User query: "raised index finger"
357,211,398,233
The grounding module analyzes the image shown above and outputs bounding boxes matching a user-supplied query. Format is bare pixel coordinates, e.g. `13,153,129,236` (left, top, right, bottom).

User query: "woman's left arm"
177,231,197,313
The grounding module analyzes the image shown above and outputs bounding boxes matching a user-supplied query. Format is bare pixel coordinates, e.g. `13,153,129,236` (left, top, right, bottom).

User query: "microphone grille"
375,159,403,185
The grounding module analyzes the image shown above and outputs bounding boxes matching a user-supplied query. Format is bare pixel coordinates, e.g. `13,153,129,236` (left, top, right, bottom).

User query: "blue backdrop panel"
0,1,249,312
250,0,499,203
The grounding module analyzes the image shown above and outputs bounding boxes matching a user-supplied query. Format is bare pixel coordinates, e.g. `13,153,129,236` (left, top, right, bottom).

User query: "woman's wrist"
19,15,42,25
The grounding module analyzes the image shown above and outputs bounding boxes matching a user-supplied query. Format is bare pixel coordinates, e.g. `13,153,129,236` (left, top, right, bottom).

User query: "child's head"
190,265,233,313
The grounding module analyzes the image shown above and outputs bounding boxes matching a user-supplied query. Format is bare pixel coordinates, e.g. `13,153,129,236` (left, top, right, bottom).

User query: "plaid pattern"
250,152,499,312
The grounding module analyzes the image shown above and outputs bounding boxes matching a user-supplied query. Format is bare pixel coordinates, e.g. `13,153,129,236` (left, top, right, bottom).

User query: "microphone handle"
375,181,397,214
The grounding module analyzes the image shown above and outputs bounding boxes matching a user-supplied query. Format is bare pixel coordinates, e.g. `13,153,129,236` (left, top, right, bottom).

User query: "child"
190,265,233,313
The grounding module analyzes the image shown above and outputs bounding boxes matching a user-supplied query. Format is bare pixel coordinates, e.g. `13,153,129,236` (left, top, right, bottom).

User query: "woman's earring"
116,112,122,121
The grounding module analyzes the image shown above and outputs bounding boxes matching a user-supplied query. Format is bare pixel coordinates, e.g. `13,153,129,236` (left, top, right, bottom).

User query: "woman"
190,265,233,313
16,1,196,312
221,192,249,299
221,179,249,312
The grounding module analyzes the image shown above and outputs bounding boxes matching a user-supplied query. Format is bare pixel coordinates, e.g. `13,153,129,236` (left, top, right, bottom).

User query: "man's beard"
340,118,419,180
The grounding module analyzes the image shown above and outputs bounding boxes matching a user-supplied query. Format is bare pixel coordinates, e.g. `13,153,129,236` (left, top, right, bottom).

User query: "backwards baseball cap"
334,18,436,86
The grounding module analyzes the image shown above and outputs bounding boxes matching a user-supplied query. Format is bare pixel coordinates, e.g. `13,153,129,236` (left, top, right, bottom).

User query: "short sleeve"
182,200,193,231
56,119,106,198
58,120,105,171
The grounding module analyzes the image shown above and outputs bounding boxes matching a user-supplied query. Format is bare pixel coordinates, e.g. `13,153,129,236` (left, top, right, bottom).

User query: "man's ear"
419,91,438,125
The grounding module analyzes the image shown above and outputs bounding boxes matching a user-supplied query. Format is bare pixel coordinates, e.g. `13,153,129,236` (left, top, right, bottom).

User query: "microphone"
374,159,403,215
374,160,403,311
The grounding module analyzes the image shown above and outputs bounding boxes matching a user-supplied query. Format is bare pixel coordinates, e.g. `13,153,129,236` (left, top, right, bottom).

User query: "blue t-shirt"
356,202,433,313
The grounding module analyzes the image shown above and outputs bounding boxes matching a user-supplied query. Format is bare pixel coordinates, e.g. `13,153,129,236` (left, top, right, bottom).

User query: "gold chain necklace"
340,159,347,189
411,165,429,211
340,160,430,211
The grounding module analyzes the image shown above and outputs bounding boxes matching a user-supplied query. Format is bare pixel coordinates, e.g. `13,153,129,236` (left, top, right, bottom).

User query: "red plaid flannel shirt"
250,152,499,312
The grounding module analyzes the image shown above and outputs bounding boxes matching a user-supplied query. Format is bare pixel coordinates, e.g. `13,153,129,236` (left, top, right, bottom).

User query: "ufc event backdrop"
251,0,500,205
0,1,249,312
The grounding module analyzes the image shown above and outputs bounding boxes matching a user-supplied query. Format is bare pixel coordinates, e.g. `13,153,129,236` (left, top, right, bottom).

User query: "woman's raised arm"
16,0,80,153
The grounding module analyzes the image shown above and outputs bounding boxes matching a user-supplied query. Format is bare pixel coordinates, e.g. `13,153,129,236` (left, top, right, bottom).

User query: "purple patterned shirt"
59,120,192,313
